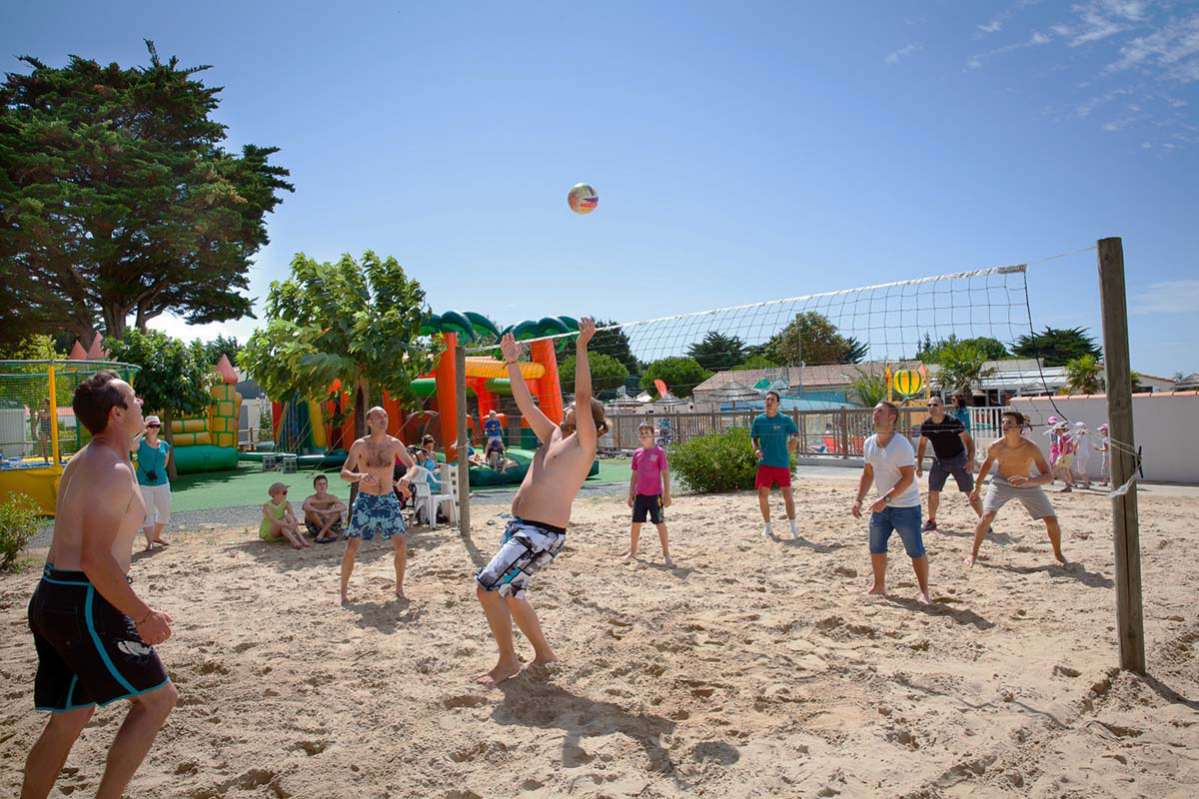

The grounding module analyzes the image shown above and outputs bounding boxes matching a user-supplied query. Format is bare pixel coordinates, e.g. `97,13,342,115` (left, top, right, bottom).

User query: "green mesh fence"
0,360,140,468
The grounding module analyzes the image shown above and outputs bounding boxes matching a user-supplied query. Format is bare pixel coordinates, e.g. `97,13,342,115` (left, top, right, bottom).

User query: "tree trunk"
102,305,129,341
354,378,371,439
162,412,178,482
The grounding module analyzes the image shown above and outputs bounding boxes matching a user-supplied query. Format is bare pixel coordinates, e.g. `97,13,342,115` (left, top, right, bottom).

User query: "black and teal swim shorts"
28,566,170,713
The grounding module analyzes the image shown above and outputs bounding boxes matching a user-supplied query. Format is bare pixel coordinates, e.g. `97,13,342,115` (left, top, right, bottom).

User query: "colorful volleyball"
567,183,598,214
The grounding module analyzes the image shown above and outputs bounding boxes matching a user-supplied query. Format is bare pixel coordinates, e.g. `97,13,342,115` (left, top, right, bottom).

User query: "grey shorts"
983,478,1056,520
929,451,973,493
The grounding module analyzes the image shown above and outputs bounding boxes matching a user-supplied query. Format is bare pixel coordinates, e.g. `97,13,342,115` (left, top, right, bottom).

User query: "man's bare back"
49,443,146,574
511,428,594,529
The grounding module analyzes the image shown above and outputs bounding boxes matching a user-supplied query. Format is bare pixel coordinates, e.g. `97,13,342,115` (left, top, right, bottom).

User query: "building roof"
694,361,920,394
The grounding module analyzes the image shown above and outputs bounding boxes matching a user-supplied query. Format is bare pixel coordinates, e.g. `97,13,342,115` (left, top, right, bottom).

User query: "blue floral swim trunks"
345,492,406,541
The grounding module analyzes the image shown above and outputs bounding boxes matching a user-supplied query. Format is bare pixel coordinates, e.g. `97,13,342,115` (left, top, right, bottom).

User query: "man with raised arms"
22,371,177,799
339,406,418,603
965,410,1064,567
474,317,605,686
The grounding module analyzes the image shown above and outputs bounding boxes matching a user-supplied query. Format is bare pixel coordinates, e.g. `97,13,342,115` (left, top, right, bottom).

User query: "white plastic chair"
412,466,455,527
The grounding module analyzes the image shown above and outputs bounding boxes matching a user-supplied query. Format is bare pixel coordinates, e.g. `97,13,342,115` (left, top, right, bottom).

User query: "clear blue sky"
6,1,1197,376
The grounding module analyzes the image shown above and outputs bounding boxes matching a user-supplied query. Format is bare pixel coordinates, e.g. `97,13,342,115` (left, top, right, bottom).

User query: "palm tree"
935,341,995,395
850,369,888,407
1065,354,1103,395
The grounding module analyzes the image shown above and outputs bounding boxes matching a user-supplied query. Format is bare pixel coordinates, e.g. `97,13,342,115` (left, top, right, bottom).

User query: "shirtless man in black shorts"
22,371,177,799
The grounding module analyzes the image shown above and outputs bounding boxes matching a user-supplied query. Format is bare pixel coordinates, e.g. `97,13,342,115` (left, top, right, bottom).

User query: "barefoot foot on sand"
964,553,977,568
867,584,885,596
476,659,522,687
917,592,932,605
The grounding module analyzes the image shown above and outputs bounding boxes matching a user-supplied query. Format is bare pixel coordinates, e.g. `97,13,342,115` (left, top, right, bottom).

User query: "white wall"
1010,393,1199,484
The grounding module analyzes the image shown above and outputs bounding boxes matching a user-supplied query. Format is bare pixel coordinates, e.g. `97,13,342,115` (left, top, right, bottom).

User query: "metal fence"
448,405,1008,462
601,407,933,458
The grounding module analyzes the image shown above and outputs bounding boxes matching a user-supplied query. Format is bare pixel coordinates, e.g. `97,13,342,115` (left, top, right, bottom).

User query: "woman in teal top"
136,415,173,550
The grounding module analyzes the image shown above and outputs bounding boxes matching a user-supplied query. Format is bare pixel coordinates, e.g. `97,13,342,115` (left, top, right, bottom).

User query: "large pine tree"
0,42,293,347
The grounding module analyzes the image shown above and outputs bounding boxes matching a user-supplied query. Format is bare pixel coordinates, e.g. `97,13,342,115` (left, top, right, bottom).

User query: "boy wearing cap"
135,415,172,551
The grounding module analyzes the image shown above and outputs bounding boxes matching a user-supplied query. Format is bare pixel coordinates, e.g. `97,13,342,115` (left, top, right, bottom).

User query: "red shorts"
755,465,792,489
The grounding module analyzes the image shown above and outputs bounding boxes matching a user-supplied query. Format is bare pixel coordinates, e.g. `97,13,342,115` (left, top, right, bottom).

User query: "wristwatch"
883,494,892,505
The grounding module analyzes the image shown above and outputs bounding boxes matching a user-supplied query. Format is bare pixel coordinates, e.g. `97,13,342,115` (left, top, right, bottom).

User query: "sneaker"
763,523,774,539
922,519,937,532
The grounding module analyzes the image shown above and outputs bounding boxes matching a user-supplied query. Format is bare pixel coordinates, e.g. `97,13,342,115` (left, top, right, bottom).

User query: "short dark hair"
313,474,328,487
72,370,127,435
765,390,781,402
877,400,900,421
1001,410,1025,427
638,422,655,434
421,434,435,446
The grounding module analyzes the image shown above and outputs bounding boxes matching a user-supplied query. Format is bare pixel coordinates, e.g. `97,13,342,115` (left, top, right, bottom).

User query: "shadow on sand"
493,676,684,782
978,560,1114,589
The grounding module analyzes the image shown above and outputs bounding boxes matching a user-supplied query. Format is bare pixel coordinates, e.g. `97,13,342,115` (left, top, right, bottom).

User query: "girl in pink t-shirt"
625,422,673,567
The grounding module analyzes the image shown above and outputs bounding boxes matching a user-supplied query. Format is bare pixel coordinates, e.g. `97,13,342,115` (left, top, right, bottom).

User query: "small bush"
668,427,760,493
0,492,42,572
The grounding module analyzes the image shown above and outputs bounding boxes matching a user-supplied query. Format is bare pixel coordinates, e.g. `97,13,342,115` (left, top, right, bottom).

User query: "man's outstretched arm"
572,317,598,452
500,333,558,444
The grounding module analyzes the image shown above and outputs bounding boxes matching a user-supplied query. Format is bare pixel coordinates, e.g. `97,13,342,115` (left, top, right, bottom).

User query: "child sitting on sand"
260,482,309,549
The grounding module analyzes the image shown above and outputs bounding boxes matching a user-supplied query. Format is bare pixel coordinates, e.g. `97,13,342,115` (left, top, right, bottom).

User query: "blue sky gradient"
5,1,1197,375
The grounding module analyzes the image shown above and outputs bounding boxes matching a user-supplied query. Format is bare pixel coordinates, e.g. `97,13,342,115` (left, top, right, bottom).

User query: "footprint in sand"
442,694,489,710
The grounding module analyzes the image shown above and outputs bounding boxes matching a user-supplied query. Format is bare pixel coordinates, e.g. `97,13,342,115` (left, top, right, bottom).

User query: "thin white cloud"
978,0,1043,37
1107,12,1199,82
885,43,921,64
967,29,1054,69
1132,280,1199,314
1075,87,1133,117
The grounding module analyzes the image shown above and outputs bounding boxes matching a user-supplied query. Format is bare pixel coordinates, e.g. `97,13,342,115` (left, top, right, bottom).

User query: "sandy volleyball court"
1,477,1197,798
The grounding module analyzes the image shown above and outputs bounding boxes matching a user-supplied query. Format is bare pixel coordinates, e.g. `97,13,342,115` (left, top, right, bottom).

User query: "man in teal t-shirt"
750,391,800,540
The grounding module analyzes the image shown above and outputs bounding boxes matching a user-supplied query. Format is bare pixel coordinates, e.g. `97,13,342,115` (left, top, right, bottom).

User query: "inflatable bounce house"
258,310,597,487
167,354,241,474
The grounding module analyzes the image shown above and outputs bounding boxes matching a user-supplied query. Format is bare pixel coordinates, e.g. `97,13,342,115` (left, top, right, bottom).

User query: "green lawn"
167,458,631,512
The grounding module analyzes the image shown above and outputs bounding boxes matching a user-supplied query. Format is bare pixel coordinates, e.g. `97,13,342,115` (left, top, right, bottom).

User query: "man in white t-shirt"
852,401,930,604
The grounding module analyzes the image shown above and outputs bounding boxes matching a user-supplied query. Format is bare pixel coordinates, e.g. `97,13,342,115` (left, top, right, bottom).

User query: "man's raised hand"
578,316,596,347
500,333,520,364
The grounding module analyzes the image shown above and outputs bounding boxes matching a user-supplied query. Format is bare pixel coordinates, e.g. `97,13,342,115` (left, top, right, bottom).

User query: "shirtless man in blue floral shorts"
340,406,418,603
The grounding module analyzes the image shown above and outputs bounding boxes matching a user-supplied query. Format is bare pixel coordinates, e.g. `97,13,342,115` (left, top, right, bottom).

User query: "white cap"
145,415,162,427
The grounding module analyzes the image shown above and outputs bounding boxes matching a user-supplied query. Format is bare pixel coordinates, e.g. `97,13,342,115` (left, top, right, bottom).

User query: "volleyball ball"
567,183,598,214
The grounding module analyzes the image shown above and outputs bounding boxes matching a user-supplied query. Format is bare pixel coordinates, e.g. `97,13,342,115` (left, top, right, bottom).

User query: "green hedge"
0,492,40,572
668,427,759,493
